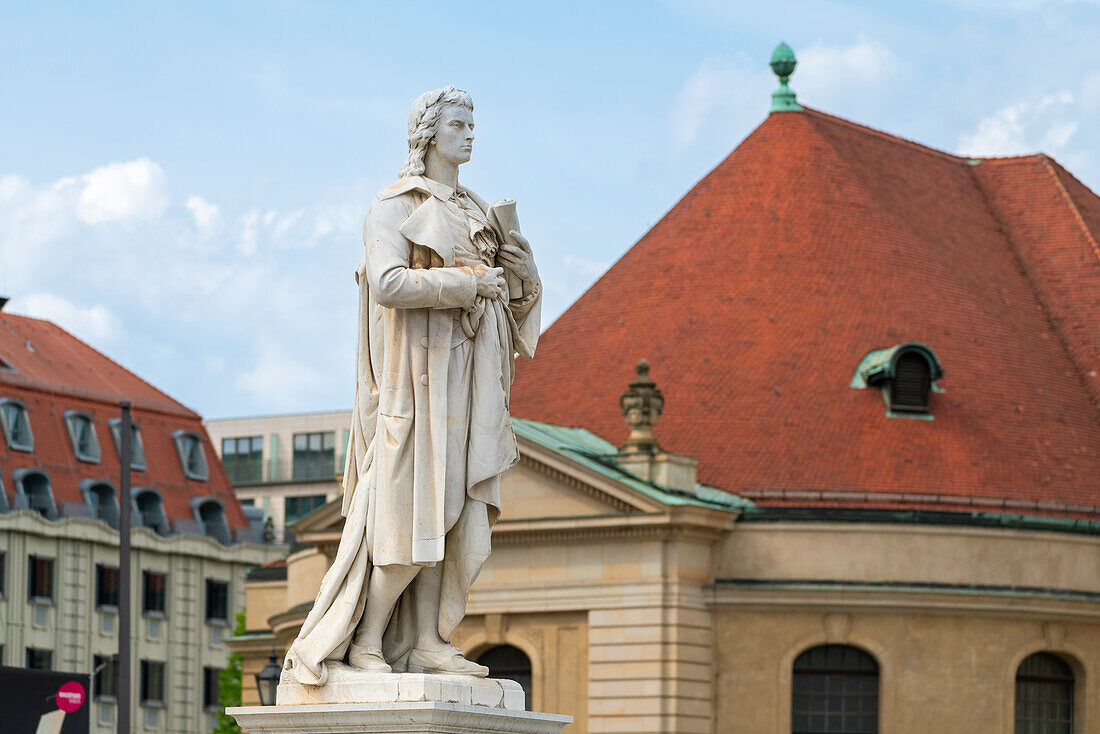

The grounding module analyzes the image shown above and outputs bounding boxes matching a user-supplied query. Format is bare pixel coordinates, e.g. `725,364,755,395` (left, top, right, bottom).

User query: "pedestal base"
227,702,573,734
275,664,526,710
228,665,572,734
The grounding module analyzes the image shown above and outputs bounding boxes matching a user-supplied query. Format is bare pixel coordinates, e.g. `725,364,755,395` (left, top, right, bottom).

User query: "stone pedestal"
228,665,572,734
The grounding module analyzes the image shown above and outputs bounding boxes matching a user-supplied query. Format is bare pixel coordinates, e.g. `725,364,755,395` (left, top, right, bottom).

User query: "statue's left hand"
499,230,538,284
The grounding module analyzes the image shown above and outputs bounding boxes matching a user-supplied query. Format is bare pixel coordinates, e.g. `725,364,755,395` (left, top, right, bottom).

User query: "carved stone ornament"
620,359,665,454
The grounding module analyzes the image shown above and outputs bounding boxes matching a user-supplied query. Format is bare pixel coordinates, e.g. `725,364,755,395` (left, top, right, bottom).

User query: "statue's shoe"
348,645,391,674
407,646,489,677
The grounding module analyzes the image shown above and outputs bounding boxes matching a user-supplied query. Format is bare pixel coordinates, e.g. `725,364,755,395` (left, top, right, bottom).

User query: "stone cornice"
708,582,1100,622
0,508,276,564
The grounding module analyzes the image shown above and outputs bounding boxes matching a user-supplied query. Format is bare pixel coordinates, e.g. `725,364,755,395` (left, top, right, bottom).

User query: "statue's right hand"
473,266,506,299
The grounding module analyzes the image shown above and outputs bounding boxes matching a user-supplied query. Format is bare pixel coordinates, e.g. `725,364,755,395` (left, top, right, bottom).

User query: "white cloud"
669,54,772,148
185,194,219,232
668,39,899,150
957,91,1076,157
0,157,368,415
563,254,609,280
234,341,322,410
796,38,900,98
10,292,122,343
77,158,168,224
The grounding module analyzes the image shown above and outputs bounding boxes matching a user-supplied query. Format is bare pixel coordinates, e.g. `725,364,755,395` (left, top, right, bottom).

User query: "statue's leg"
411,563,449,652
350,563,420,667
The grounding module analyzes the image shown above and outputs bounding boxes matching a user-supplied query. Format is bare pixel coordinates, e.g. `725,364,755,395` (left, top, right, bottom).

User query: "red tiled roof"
510,108,1100,518
0,312,247,529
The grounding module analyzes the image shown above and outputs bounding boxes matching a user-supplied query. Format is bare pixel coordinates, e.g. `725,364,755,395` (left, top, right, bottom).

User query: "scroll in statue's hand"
498,230,538,284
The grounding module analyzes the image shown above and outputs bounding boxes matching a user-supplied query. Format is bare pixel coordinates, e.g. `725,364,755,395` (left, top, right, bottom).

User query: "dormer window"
852,343,943,417
133,487,169,535
192,497,230,544
14,469,57,519
890,352,930,412
64,411,101,463
0,398,33,452
110,418,147,471
173,430,209,481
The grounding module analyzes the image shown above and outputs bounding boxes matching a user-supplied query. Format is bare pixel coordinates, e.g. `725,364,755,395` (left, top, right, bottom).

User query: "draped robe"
283,175,541,685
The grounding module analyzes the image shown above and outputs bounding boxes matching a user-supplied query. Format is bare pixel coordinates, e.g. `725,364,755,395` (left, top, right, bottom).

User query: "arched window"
0,398,34,451
853,343,942,416
109,418,147,470
1016,653,1074,733
476,645,532,711
133,488,169,535
81,480,119,528
173,430,209,481
889,352,930,412
193,498,230,544
792,644,878,734
14,469,57,519
64,411,101,463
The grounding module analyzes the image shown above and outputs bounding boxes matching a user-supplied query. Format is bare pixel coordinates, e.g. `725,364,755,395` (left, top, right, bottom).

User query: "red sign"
56,681,85,713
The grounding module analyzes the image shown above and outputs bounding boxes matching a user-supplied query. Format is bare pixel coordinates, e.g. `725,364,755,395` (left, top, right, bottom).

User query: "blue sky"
3,1,1099,418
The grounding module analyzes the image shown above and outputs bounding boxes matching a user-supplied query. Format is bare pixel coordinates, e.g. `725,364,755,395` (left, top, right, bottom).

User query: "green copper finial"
770,42,802,113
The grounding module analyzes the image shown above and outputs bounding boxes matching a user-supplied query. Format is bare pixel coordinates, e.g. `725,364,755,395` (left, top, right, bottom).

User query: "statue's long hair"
398,85,474,179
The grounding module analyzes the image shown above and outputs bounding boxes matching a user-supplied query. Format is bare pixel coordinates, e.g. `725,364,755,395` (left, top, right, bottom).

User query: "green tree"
211,610,247,734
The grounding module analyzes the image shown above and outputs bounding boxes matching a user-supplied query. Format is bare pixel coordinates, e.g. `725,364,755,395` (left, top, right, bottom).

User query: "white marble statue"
284,86,541,686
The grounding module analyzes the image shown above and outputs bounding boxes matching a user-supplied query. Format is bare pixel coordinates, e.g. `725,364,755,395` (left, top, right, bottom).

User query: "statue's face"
431,105,474,166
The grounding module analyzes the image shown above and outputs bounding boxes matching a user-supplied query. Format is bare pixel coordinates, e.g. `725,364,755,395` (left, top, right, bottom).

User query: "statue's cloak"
284,176,540,685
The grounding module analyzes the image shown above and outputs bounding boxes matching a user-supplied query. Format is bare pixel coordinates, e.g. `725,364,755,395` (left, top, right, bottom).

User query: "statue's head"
399,85,475,179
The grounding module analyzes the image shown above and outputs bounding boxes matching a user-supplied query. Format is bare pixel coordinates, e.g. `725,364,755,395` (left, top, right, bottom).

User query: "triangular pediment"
291,433,670,542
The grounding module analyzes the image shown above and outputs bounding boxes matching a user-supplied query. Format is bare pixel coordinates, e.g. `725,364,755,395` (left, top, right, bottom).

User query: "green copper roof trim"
769,42,803,112
512,417,751,512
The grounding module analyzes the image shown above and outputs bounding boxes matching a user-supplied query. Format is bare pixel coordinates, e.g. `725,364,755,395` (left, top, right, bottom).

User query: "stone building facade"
0,310,279,733
204,412,349,544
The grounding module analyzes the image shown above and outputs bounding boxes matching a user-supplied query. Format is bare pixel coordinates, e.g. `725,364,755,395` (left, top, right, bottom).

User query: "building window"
0,551,5,599
16,470,57,518
194,498,230,543
140,660,165,706
94,654,118,700
26,648,53,670
203,667,222,711
0,398,33,451
477,645,532,710
109,418,146,470
96,565,120,609
854,342,942,416
293,431,335,480
173,430,209,481
205,580,229,624
83,481,119,527
64,410,101,463
142,571,167,616
134,488,169,534
222,436,263,483
1016,652,1074,734
285,494,326,525
889,352,930,412
27,555,54,603
792,644,878,734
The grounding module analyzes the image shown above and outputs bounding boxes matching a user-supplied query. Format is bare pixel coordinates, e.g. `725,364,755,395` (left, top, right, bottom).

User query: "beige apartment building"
204,412,350,544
